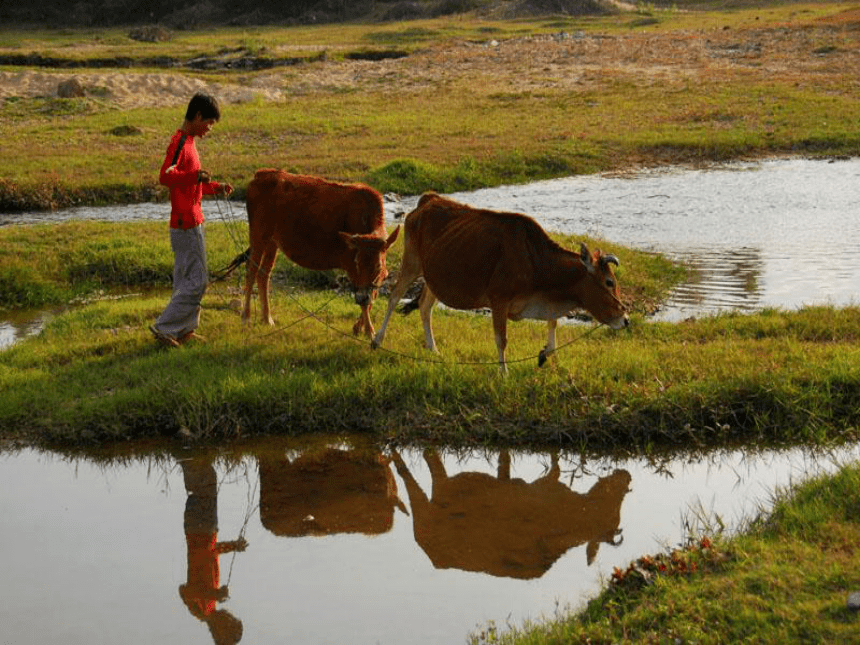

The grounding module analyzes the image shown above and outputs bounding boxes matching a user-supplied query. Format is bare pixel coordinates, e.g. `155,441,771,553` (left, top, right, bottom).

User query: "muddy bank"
0,48,407,71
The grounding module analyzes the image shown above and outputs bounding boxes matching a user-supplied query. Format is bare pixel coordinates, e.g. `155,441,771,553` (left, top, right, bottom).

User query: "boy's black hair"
185,93,221,122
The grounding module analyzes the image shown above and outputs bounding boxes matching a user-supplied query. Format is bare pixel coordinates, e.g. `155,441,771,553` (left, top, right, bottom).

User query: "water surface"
1,441,857,644
435,157,860,319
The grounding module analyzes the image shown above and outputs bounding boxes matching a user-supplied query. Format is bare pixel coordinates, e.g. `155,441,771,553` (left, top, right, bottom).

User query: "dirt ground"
0,8,857,109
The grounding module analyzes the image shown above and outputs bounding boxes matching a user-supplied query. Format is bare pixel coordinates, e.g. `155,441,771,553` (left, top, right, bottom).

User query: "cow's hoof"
538,347,548,367
370,339,380,350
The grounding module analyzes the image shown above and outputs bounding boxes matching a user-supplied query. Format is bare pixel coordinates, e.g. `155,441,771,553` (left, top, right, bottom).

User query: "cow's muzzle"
609,314,630,330
354,288,375,307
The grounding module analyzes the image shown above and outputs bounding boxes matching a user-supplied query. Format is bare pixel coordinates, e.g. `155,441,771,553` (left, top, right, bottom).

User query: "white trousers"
153,225,208,339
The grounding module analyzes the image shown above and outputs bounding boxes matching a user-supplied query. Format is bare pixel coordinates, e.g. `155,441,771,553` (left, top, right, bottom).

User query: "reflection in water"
662,247,765,316
179,456,247,645
0,308,57,350
255,445,632,580
392,450,631,579
2,442,859,645
259,447,404,537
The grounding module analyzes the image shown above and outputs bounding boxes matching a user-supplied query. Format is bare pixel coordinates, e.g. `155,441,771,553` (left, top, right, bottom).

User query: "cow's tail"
397,283,424,316
210,247,251,282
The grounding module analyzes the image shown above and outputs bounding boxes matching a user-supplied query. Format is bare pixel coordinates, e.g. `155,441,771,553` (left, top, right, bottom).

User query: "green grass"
474,460,860,644
0,218,686,446
2,77,856,210
0,3,858,210
2,280,859,449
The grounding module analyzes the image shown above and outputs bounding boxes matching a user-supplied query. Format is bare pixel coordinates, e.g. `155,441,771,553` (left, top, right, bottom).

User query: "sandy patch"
0,69,285,108
0,18,857,108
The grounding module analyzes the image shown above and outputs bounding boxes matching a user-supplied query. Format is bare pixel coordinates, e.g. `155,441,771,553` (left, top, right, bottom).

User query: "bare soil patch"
0,11,857,108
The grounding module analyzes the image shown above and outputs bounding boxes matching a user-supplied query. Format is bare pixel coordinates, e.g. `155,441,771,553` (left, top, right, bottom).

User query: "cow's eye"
606,278,615,289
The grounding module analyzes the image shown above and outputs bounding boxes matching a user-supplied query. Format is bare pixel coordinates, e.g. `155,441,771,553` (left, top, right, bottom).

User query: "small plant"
609,536,728,590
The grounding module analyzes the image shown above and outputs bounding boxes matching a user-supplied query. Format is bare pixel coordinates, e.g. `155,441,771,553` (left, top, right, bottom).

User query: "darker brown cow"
371,193,628,372
241,170,399,337
392,450,632,579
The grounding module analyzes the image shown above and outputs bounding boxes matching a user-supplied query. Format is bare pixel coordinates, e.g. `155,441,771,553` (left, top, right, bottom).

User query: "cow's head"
577,242,629,330
340,226,401,306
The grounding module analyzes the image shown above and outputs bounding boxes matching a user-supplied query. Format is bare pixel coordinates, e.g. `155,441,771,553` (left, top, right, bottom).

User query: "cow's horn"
602,254,619,267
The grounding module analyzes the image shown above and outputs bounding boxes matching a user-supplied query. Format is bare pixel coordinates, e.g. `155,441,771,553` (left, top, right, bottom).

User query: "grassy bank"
1,3,859,210
474,460,860,643
0,219,684,443
0,224,858,450
4,289,860,449
0,227,858,449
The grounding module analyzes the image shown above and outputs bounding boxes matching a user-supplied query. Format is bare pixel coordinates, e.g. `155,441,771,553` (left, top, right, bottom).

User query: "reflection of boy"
150,92,234,348
179,457,247,645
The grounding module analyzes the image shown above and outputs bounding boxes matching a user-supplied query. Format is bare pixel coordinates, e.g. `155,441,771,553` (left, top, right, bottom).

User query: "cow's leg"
255,242,279,326
538,319,558,367
423,450,448,496
353,301,374,338
371,275,413,349
371,239,422,350
491,306,509,374
391,450,431,516
241,246,264,325
418,287,438,352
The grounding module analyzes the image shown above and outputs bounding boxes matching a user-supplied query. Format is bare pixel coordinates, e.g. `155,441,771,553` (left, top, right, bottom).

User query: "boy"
150,93,233,348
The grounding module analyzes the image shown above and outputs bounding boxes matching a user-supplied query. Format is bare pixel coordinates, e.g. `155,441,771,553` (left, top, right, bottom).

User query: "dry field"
0,7,857,109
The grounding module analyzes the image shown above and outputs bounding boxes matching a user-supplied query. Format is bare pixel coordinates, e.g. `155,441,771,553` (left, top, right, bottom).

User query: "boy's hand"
197,170,211,183
217,183,234,196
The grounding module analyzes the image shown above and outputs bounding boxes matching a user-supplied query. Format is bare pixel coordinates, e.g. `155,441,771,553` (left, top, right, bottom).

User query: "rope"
224,464,257,588
284,289,607,368
373,320,605,368
208,194,250,282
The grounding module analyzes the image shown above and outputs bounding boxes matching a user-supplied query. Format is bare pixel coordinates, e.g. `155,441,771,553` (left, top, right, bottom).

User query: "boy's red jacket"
159,130,222,229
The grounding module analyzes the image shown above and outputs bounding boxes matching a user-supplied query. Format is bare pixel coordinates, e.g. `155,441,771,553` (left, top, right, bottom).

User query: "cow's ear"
579,242,595,273
385,225,401,249
339,231,358,249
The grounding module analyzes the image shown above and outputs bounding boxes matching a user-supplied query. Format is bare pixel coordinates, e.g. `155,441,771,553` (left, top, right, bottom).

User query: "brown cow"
392,450,632,579
240,170,399,337
371,193,628,372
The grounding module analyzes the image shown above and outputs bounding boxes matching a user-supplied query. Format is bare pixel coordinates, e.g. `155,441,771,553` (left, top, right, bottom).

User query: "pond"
2,157,859,643
2,440,858,645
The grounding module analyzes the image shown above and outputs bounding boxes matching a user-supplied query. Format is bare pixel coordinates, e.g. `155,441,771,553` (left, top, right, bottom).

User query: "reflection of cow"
392,450,631,579
259,447,405,537
240,170,400,337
